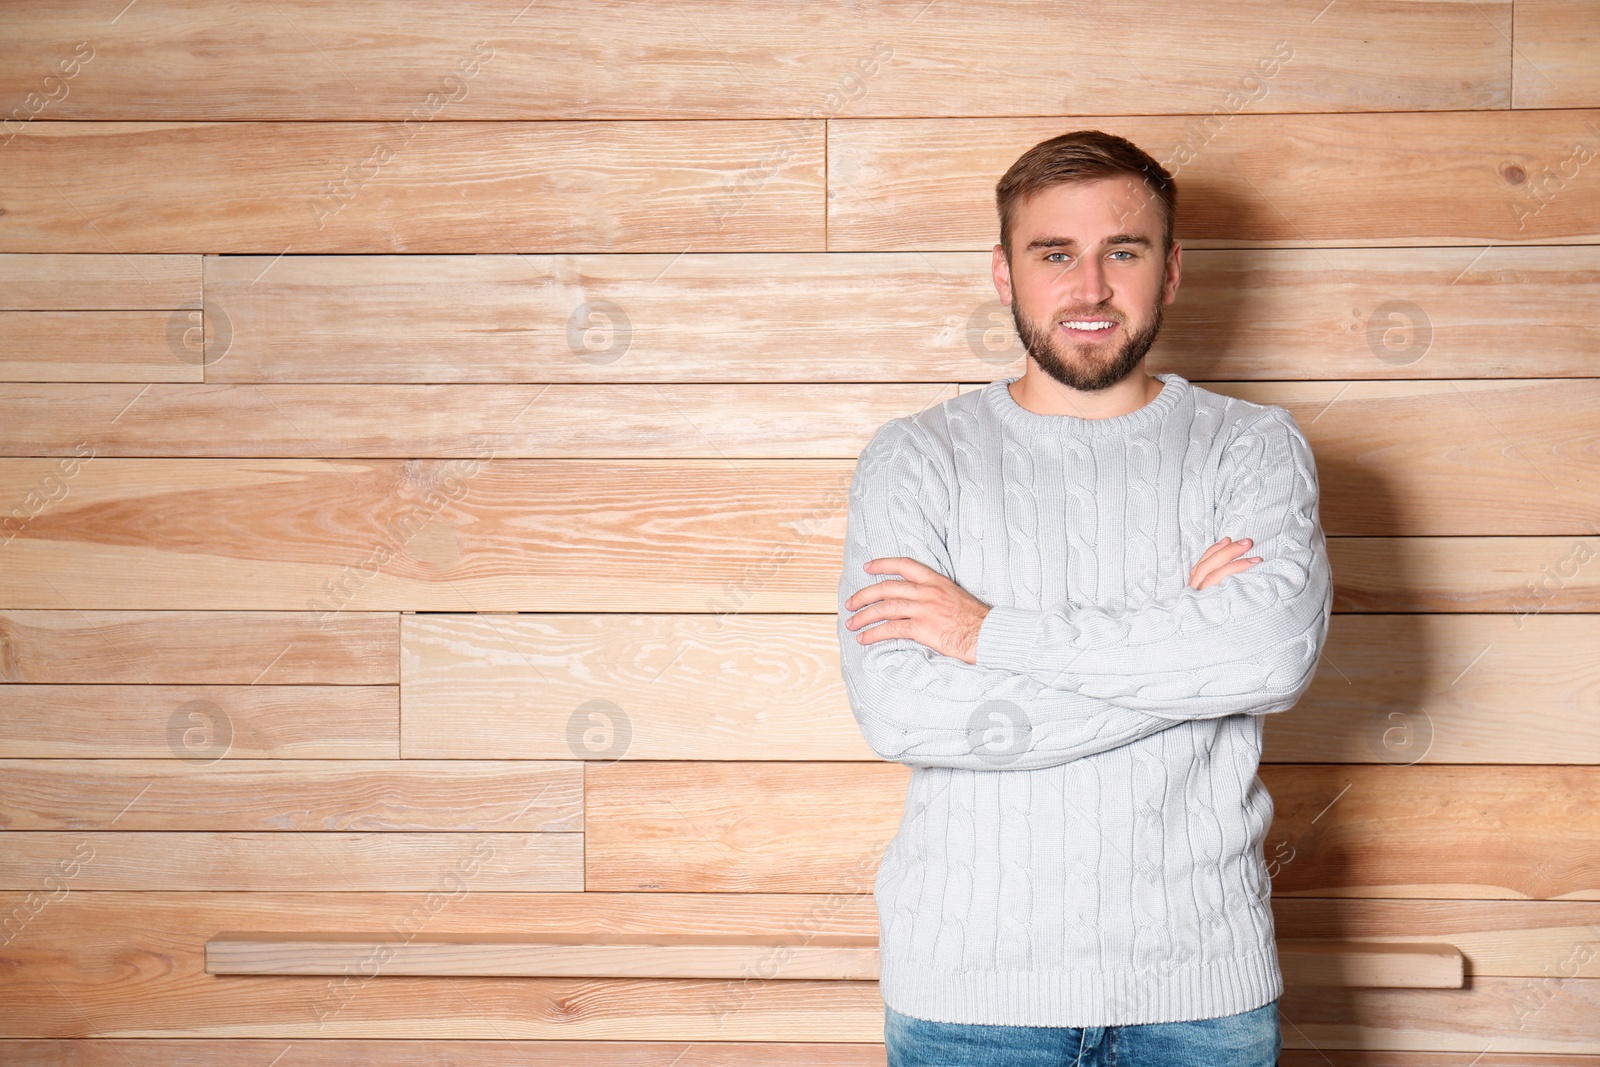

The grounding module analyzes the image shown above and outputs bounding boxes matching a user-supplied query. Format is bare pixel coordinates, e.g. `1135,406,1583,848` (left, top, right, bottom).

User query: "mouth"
1058,318,1120,342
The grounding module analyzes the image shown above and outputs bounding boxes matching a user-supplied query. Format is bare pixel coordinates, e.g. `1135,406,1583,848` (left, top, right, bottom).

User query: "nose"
1064,254,1113,307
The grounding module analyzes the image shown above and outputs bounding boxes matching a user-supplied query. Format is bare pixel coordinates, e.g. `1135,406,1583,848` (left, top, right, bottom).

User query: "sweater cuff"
975,606,1047,673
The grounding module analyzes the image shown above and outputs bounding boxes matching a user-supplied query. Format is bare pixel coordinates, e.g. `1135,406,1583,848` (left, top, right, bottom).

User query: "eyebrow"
1023,233,1153,253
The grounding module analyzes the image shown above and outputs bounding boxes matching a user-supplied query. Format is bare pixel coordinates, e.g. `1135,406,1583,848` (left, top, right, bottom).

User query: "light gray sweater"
836,372,1332,1027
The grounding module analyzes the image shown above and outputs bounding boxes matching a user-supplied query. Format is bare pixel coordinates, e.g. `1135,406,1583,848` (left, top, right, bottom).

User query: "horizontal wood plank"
0,0,1510,119
0,311,202,382
0,383,959,457
1,403,1595,608
585,762,903,893
0,832,581,891
206,931,882,980
585,763,1600,900
1,122,824,253
0,254,200,309
183,247,1600,382
0,684,397,758
1329,537,1600,614
1276,980,1600,1054
827,112,1600,249
0,1042,893,1067
401,613,1600,764
1277,940,1463,988
0,610,396,684
1512,0,1600,108
0,760,581,831
3,1041,1600,1066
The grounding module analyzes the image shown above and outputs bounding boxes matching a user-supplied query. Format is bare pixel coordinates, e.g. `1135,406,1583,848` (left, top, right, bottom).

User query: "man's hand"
844,557,992,665
1190,536,1261,590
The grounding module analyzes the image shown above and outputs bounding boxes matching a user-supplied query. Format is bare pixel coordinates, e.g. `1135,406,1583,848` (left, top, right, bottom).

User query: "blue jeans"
884,998,1282,1067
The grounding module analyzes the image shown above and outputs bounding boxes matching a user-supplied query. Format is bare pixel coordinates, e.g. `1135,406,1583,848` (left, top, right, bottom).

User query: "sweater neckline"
986,372,1189,437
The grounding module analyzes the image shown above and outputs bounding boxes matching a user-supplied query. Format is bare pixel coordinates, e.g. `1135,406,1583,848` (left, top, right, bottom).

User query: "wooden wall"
2,1,1598,1062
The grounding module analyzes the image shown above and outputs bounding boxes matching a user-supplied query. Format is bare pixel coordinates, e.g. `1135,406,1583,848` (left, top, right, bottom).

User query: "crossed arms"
835,408,1333,771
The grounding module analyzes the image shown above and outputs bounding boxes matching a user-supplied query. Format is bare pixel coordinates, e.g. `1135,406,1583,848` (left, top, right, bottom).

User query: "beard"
1010,295,1164,393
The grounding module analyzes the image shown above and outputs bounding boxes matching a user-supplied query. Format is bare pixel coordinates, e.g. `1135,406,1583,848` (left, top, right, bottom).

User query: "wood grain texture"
0,0,1509,119
585,762,905,893
827,112,1600,249
0,610,396,684
1277,940,1463,988
0,311,202,382
0,122,824,253
0,254,200,309
0,1043,894,1067
1271,897,1600,979
206,931,883,979
0,833,581,892
1513,0,1600,108
1239,379,1600,540
0,684,397,758
1278,614,1600,765
400,613,1600,764
198,248,1600,383
3,1046,1600,1067
0,760,582,831
584,763,1600,900
1275,980,1600,1054
2,385,1595,607
1329,537,1600,614
0,383,959,457
3,893,1597,1046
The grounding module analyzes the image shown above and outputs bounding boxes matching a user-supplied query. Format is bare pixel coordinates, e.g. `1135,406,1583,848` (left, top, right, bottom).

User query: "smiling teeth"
1064,321,1115,330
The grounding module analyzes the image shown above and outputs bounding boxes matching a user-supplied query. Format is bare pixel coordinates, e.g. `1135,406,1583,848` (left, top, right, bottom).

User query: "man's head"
992,130,1181,393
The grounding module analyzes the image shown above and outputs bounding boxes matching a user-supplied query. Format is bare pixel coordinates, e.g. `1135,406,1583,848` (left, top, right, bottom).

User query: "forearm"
839,609,1188,770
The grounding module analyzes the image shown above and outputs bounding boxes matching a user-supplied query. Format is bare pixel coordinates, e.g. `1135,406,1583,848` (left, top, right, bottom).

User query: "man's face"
992,175,1181,392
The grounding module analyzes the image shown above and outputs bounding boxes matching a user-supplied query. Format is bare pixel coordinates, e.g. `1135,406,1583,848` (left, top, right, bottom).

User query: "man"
837,130,1331,1065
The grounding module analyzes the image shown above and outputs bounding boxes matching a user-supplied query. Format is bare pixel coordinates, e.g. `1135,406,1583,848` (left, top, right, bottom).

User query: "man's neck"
1007,365,1164,420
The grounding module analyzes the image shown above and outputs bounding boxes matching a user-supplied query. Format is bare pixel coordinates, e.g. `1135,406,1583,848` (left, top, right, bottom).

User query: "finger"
846,578,923,613
863,556,940,583
1193,556,1263,590
1195,537,1252,566
1189,545,1258,589
1189,537,1253,578
855,615,921,645
844,595,918,630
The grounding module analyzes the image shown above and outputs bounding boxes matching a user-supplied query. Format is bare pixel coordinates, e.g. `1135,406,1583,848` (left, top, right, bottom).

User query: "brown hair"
995,130,1176,261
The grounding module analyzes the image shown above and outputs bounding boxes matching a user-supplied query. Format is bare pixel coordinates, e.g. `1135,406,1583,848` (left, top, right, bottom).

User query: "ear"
1161,241,1182,305
992,244,1015,306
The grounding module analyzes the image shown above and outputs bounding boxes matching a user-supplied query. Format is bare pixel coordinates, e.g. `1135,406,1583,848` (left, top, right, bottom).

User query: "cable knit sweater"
836,372,1332,1028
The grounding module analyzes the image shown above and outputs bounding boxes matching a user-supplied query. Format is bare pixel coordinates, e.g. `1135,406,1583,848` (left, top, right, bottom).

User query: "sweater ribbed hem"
879,947,1283,1028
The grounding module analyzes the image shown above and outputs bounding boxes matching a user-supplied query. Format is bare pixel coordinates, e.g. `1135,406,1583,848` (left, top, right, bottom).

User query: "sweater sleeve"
838,419,1187,771
973,406,1333,722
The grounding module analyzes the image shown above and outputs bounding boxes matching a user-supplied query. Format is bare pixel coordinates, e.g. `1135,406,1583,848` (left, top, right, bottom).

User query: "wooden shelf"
206,933,1464,988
